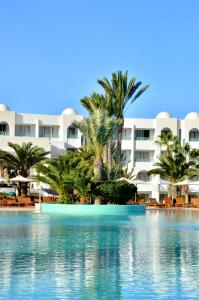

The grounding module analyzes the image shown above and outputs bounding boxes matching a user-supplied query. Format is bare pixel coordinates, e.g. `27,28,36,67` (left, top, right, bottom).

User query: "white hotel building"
1,103,199,201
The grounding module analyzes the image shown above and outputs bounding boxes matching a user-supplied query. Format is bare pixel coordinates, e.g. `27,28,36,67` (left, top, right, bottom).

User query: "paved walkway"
0,207,36,212
147,207,199,211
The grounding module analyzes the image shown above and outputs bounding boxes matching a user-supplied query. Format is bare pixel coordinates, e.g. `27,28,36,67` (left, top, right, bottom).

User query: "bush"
93,180,137,204
58,195,73,204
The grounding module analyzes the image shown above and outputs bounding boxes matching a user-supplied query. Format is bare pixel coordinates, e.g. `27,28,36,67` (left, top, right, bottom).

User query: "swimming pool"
0,210,199,299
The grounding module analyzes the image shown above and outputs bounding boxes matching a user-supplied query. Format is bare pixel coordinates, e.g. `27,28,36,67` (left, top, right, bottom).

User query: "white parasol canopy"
10,175,32,183
117,177,134,184
174,179,190,186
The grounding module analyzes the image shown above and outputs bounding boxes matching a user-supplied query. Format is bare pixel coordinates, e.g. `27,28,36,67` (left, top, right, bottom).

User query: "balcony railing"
122,135,131,140
16,132,35,137
39,133,51,138
189,138,199,142
135,136,153,141
67,133,78,139
0,131,9,136
52,134,59,138
135,158,153,162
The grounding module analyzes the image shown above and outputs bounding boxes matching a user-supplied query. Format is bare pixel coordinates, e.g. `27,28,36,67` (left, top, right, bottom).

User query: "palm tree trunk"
182,184,189,204
0,163,3,176
168,184,177,200
21,183,28,196
94,155,104,181
80,196,87,204
116,118,124,163
107,138,112,171
103,144,108,164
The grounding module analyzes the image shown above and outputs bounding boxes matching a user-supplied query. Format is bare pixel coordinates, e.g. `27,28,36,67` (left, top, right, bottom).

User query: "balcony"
135,158,153,162
0,122,9,136
39,133,51,138
189,138,199,142
122,135,131,140
0,131,9,136
135,151,154,163
135,136,153,141
67,126,78,139
67,133,78,139
39,126,59,139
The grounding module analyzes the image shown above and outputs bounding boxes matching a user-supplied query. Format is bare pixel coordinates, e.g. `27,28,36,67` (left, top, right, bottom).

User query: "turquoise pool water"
0,211,199,299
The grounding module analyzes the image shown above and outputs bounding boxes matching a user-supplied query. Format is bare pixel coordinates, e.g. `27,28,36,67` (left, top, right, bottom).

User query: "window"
135,130,151,140
52,126,59,138
122,150,131,162
39,126,51,138
15,125,35,137
39,126,59,138
137,171,151,182
161,128,171,136
189,129,199,142
135,151,152,162
67,126,78,139
122,128,131,140
190,176,199,182
0,122,9,135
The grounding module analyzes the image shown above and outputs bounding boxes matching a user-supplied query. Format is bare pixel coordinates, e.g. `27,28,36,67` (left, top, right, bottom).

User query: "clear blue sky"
0,0,199,118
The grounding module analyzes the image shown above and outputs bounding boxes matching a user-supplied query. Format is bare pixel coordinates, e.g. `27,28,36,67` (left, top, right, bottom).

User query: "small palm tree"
35,155,73,201
35,151,93,203
148,142,197,199
74,109,116,181
98,70,149,162
155,131,178,156
0,142,49,195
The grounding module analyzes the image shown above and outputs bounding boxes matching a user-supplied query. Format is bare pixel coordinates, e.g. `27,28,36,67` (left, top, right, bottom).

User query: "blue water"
0,211,199,300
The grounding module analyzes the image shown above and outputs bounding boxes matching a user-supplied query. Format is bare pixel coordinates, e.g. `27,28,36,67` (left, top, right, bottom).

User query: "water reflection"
0,211,199,299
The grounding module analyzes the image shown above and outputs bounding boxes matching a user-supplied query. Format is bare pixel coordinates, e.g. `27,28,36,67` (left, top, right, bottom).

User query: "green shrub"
93,180,137,204
58,195,73,204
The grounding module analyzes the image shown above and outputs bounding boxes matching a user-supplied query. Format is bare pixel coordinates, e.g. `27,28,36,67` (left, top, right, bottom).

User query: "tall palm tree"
81,92,114,169
98,70,149,162
0,142,49,195
81,92,112,114
73,109,116,181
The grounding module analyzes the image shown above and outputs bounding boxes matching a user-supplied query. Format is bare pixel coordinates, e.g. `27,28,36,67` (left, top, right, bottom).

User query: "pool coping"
0,207,36,211
1,206,199,212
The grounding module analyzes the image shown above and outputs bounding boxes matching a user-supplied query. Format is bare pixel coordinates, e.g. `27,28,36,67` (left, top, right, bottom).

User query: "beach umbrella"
10,175,33,196
173,179,190,204
10,175,32,182
173,179,190,186
117,177,134,184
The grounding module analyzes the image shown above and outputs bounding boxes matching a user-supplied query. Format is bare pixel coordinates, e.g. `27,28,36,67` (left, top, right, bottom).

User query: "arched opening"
0,122,9,136
161,127,172,136
136,171,151,182
67,125,78,139
190,175,199,182
189,129,199,142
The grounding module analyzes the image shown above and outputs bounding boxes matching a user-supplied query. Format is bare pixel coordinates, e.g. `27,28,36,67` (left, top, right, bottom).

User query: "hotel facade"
1,103,199,200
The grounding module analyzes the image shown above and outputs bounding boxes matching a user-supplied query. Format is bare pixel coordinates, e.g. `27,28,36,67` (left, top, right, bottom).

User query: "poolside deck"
147,206,199,211
0,207,36,212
